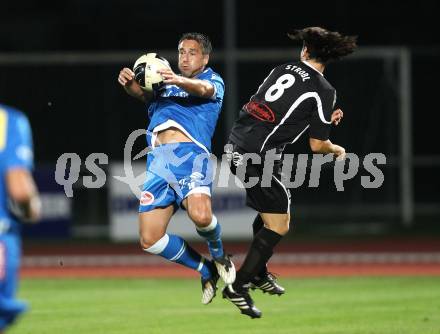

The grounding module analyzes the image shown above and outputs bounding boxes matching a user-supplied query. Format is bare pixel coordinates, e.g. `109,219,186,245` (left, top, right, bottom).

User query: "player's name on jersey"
284,64,310,82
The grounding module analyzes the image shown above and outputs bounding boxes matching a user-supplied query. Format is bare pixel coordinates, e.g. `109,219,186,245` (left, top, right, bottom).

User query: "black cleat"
201,262,220,305
222,285,262,319
250,272,285,296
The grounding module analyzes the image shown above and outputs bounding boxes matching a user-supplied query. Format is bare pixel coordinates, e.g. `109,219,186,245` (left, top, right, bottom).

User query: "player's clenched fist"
118,67,145,101
331,108,344,126
157,68,181,85
118,68,135,86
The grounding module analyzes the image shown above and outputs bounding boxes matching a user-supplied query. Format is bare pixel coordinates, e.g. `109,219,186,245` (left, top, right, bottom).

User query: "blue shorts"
0,233,27,330
139,142,214,213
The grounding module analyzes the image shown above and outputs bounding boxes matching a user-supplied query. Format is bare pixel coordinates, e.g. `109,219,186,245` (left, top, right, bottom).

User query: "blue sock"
196,215,224,259
144,234,212,279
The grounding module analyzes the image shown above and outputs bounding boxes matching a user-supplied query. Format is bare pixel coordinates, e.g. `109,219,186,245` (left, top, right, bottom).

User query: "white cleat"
201,265,219,305
201,280,216,305
214,254,236,285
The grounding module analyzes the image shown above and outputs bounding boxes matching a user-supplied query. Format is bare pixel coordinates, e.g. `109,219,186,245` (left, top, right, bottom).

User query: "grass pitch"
10,277,440,334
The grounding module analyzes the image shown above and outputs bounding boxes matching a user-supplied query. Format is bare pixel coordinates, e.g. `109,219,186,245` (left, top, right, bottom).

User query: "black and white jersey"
229,61,336,153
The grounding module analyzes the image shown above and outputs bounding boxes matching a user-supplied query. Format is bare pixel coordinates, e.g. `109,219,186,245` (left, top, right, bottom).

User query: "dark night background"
0,0,439,233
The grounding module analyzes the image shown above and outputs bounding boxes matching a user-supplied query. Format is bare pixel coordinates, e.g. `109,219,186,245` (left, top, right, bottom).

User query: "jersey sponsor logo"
244,102,275,123
140,191,155,206
161,86,189,98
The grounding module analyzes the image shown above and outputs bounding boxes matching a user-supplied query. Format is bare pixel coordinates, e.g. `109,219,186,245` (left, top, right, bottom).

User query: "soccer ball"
133,53,171,92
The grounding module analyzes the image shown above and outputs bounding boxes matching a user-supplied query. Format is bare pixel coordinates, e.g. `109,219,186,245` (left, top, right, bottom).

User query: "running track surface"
21,237,440,278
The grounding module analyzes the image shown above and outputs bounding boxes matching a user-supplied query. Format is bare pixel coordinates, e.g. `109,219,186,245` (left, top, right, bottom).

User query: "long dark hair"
288,27,357,64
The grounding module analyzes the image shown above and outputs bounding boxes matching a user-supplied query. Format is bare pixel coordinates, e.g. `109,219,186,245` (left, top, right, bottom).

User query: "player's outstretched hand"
331,108,343,126
118,68,136,86
118,68,145,101
157,68,182,85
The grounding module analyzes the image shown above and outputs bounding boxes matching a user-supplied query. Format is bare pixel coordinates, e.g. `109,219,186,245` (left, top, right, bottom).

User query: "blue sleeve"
207,72,225,101
4,113,34,171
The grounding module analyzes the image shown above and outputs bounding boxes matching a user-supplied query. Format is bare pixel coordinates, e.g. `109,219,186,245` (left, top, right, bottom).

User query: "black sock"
252,214,264,236
233,227,282,291
252,215,269,278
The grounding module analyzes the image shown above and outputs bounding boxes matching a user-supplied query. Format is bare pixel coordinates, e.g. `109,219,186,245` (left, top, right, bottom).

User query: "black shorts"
226,142,291,214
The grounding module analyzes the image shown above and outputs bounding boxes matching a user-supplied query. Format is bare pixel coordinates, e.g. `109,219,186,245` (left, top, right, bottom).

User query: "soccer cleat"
201,264,220,305
222,285,262,319
213,254,236,285
250,272,285,296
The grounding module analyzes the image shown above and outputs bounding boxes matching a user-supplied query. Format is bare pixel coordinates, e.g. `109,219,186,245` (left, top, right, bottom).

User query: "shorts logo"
178,172,204,191
140,191,155,206
244,102,275,123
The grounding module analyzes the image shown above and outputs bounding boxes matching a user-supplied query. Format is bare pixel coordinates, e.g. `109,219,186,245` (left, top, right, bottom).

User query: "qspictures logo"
54,129,386,198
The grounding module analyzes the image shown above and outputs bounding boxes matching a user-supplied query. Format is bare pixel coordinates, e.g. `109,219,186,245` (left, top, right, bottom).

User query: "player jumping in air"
118,33,235,305
222,27,357,318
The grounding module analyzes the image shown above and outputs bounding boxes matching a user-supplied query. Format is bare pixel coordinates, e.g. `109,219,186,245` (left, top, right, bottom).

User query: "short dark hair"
178,32,212,55
288,27,357,64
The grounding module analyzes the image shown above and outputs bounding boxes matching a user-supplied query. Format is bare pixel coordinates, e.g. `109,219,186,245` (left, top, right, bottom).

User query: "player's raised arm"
308,87,346,159
158,68,215,98
309,108,345,156
118,67,153,103
309,105,345,159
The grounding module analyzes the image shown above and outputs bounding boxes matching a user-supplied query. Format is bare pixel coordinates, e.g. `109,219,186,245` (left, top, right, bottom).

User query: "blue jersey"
0,104,34,234
146,67,224,153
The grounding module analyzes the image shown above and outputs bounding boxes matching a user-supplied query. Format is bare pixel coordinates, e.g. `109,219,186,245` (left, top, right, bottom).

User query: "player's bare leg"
184,193,236,285
139,206,174,250
140,206,217,304
259,212,290,236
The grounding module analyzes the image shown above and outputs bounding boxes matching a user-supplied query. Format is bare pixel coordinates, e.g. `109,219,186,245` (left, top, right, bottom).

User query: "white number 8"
265,74,295,102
